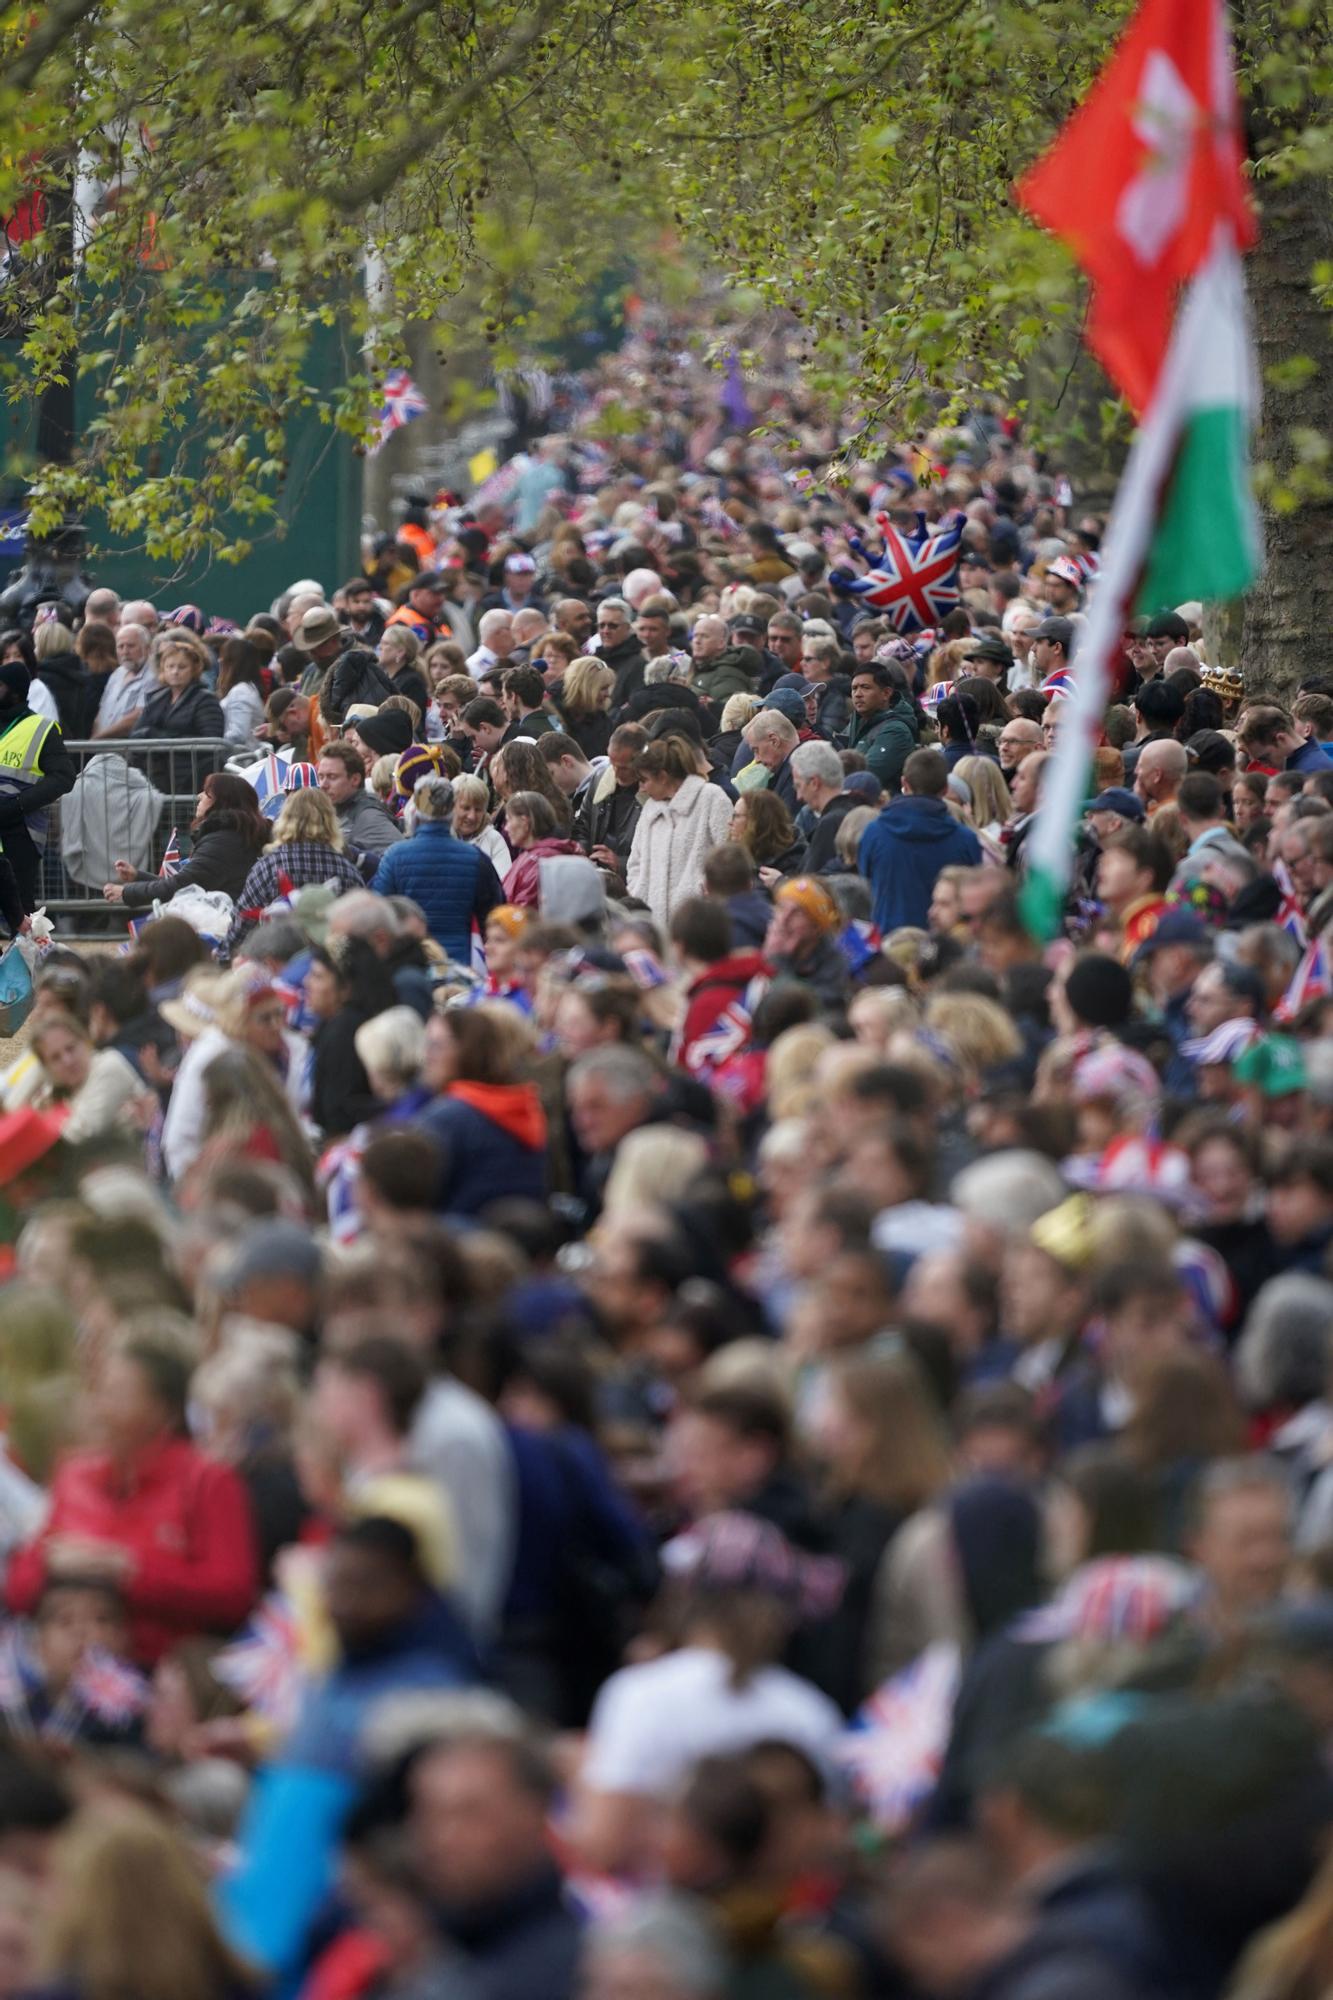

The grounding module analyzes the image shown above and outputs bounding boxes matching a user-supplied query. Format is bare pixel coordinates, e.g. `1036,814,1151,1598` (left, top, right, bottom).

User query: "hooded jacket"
322,647,396,727
845,692,919,791
32,652,95,738
418,1081,548,1215
859,794,983,933
693,644,761,710
502,834,581,909
626,772,735,929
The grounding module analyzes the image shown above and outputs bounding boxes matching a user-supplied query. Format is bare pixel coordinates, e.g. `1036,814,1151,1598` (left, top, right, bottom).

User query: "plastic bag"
0,940,34,1037
147,884,235,944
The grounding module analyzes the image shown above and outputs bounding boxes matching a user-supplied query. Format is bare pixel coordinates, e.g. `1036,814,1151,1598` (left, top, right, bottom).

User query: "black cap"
1145,610,1190,642
1034,616,1075,651
407,571,446,593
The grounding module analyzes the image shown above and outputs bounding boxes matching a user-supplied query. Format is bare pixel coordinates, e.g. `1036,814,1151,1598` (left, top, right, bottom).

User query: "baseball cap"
772,672,816,697
504,553,537,574
1136,907,1212,954
1033,616,1075,651
1088,786,1145,822
761,688,807,726
407,571,446,592
729,610,764,637
1146,610,1190,642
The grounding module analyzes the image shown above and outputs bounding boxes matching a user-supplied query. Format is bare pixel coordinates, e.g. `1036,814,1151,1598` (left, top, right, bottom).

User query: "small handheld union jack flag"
372,369,429,454
830,511,965,635
158,828,181,878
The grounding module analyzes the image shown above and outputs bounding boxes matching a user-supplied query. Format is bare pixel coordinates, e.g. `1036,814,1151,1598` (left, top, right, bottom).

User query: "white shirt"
583,1645,842,1799
28,679,58,724
466,645,500,682
95,663,152,731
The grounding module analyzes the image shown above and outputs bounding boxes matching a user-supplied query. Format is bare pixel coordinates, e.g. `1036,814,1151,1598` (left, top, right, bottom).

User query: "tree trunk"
1237,45,1333,704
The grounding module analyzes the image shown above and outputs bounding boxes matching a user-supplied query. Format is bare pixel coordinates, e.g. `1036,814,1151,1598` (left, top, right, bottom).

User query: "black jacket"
385,663,430,715
806,791,865,873
578,777,641,867
131,681,225,739
603,633,648,710
34,653,95,738
120,818,264,908
323,647,396,726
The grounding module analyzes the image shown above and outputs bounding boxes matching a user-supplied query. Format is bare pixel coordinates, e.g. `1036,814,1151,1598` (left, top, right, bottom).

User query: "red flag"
1015,0,1254,414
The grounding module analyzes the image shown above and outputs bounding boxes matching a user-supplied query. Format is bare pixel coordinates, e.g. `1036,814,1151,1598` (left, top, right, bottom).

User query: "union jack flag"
829,511,964,635
158,827,181,878
1274,934,1331,1025
213,1593,303,1728
74,1649,148,1727
837,1641,961,1834
371,369,429,453
1273,858,1309,949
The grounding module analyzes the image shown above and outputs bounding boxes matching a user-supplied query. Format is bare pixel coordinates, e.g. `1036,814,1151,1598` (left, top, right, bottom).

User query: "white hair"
326,888,401,941
746,711,798,748
951,1149,1067,1232
790,739,843,790
623,568,663,609
479,608,513,643
354,1004,426,1088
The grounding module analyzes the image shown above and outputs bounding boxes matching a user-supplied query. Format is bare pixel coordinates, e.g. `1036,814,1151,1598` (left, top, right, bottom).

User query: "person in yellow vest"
0,661,76,914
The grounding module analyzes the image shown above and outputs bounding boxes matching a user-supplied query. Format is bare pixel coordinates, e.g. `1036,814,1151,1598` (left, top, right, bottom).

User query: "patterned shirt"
225,842,366,954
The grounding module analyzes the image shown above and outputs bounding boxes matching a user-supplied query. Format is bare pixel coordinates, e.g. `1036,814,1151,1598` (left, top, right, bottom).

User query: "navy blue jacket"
859,795,982,933
417,1089,547,1216
372,822,503,963
436,1863,582,2000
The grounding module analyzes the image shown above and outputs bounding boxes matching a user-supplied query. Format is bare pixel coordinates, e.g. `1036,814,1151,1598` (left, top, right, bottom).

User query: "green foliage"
0,0,1327,560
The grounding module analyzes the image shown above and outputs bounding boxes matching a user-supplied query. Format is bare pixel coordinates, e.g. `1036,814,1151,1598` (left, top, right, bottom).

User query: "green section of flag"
1019,863,1067,945
1137,403,1259,612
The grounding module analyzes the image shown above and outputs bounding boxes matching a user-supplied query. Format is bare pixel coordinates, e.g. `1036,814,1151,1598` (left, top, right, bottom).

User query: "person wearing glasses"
594,597,647,710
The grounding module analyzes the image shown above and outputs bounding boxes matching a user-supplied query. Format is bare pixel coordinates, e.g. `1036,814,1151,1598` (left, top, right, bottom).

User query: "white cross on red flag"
1015,0,1255,413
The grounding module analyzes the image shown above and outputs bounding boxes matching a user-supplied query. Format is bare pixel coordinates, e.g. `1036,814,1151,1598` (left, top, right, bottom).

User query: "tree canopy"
1,0,1330,664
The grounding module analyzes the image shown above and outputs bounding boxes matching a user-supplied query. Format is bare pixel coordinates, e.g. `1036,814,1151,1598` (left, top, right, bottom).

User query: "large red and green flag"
1013,0,1260,941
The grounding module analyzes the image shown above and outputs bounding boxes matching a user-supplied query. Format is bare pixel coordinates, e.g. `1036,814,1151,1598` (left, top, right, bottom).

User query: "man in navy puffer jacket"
372,776,504,964
859,746,982,934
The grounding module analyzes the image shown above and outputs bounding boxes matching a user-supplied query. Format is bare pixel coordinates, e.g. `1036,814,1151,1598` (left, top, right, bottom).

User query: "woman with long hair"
490,737,573,833
728,789,806,881
130,633,225,739
500,790,580,908
106,771,268,911
217,636,268,750
224,787,365,955
303,935,397,1139
814,1349,953,1712
553,654,616,759
953,753,1013,849
35,1805,259,2000
190,1046,315,1195
416,1001,547,1215
627,736,734,928
377,623,429,712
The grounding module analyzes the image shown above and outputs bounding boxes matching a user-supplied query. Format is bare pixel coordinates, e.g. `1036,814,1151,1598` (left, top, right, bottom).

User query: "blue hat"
1135,907,1211,955
1089,786,1145,822
761,688,807,725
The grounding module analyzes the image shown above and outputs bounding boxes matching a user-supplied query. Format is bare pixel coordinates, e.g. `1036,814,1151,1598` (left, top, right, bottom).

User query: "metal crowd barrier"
39,738,231,941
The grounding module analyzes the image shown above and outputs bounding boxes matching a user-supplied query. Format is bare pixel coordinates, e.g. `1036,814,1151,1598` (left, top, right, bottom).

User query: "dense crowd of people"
2,318,1333,2000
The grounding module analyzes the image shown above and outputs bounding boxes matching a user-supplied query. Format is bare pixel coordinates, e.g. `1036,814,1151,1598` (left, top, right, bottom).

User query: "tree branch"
0,0,101,96
696,0,973,147
328,0,567,212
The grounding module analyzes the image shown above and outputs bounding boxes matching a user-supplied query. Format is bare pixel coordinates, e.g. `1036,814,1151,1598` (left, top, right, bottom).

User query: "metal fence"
40,738,232,940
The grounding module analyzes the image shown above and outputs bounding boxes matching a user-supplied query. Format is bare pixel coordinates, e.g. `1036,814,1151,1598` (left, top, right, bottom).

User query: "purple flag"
720,350,754,432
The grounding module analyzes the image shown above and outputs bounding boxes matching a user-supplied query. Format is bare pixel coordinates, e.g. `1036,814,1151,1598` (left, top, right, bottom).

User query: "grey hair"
451,772,489,810
790,739,844,790
747,711,799,747
583,1895,726,1999
1189,1453,1294,1528
326,888,402,941
598,596,631,621
643,656,674,686
568,1045,658,1104
1236,1273,1333,1410
413,774,455,822
951,1149,1067,1232
354,1005,426,1088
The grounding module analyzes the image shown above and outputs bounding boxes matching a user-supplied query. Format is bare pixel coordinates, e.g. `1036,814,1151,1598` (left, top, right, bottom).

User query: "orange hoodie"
446,1080,547,1150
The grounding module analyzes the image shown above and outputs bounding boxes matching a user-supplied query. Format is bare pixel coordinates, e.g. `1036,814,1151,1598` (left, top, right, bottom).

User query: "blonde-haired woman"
450,770,512,877
131,632,225,739
35,1805,258,2000
626,736,733,928
554,654,616,758
224,787,364,955
953,754,1012,854
924,991,1023,1077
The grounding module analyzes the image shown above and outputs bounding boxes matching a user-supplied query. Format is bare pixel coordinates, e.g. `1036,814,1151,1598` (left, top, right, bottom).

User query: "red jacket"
502,836,581,909
676,951,770,1080
7,1436,260,1664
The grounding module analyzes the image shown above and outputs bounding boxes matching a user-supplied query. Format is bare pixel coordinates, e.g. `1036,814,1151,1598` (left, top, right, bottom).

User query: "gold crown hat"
1199,661,1244,709
1028,1193,1098,1272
